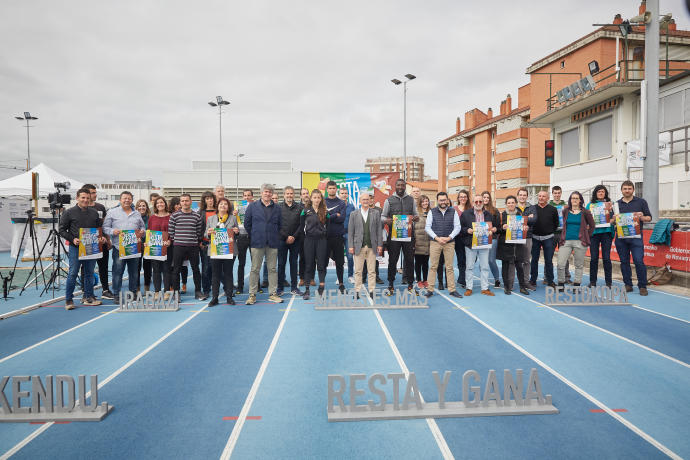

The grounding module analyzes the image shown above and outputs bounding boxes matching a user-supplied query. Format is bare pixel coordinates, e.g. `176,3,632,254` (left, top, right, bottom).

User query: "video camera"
48,181,71,210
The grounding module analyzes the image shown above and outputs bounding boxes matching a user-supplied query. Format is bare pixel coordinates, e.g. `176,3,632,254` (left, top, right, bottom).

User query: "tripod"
9,208,48,295
21,207,70,297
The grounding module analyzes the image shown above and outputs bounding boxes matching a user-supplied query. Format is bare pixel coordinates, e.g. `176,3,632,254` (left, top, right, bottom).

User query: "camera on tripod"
48,181,71,210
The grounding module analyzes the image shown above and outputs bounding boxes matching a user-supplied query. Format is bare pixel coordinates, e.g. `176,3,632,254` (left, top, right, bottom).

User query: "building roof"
437,106,530,146
407,179,438,189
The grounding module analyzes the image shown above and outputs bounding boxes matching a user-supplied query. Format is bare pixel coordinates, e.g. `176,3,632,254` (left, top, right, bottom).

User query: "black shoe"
449,291,463,298
101,290,114,300
438,283,445,291
548,282,557,289
495,280,501,288
227,297,235,305
376,277,384,285
424,291,433,298
639,287,648,296
519,287,529,295
527,283,537,291
235,287,243,295
208,297,219,307
504,289,511,295
369,291,374,298
589,282,597,288
625,285,633,292
261,280,269,288
257,288,264,294
385,285,394,296
317,286,324,296
557,283,565,292
303,289,310,300
291,288,304,296
407,286,418,296
573,282,580,287
339,284,345,294
195,291,208,301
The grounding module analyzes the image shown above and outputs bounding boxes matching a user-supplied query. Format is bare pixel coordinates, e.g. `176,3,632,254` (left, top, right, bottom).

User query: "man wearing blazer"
348,192,383,296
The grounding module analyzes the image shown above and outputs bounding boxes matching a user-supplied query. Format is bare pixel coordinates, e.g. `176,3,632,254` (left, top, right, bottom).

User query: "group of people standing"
58,178,652,310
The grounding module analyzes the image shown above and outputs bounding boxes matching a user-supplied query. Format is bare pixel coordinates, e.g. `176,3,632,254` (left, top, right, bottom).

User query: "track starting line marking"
591,408,628,413
222,416,262,421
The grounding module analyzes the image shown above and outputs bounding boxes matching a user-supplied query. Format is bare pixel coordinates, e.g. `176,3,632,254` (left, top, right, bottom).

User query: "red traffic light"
545,140,555,167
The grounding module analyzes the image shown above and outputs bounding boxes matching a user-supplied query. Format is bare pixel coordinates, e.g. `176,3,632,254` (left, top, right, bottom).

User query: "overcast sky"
1,0,688,186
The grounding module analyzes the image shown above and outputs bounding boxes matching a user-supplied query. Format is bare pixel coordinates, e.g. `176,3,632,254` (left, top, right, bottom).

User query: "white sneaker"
348,277,355,284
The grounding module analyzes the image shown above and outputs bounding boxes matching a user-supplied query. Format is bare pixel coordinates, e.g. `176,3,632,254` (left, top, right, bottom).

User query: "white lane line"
0,301,209,459
219,295,295,460
511,290,690,369
436,290,682,460
368,294,454,460
630,304,690,325
0,310,118,364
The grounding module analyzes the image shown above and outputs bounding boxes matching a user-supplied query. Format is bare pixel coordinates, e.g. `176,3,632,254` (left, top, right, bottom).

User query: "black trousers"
304,236,328,286
387,240,414,287
502,260,526,291
414,254,429,282
454,235,466,286
172,245,201,292
236,234,250,289
97,247,110,291
151,256,171,293
138,254,152,288
167,246,187,289
211,258,235,299
327,235,344,284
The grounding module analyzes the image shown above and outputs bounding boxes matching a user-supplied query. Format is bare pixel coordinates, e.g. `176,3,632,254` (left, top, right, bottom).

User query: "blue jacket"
325,196,346,237
244,199,282,249
649,218,674,246
342,201,356,236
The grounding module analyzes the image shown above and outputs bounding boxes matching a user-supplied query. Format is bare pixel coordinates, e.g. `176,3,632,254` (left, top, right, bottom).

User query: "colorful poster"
301,172,400,210
118,229,141,259
472,222,492,249
210,227,234,259
505,215,526,244
555,205,564,230
391,215,412,242
235,200,249,227
144,230,167,261
78,228,102,260
590,202,610,228
615,213,641,239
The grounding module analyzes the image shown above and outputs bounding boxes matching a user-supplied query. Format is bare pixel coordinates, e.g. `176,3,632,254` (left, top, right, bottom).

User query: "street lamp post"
14,112,38,170
208,96,231,185
391,74,416,182
234,153,245,201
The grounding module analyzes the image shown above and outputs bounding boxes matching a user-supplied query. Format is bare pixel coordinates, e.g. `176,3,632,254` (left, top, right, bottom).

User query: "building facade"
365,156,425,182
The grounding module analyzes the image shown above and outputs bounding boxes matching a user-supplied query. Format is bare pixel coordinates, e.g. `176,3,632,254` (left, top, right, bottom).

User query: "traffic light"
545,139,555,167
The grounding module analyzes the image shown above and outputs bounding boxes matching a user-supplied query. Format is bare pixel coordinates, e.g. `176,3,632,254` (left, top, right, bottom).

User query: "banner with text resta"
301,172,400,210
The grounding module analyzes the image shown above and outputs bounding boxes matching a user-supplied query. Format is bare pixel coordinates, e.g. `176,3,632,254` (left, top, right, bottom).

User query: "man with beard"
423,191,462,298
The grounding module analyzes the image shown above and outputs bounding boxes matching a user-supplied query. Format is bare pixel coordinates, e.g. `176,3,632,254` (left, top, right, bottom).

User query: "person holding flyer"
549,185,570,284
482,191,502,287
613,180,652,296
423,192,462,298
199,191,218,298
147,196,172,299
381,178,419,295
460,195,497,296
587,185,615,288
135,199,152,292
497,196,530,295
557,192,595,288
84,183,114,299
103,191,146,302
206,198,239,306
59,188,107,310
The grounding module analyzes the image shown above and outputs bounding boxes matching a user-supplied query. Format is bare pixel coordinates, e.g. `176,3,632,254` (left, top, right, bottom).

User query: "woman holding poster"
497,196,529,295
136,199,152,292
586,185,614,288
147,196,171,299
482,191,502,288
557,192,595,288
206,198,238,306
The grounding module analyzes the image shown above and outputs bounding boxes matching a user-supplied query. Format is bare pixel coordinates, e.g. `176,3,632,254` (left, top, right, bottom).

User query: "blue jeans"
614,237,647,288
201,249,212,294
112,247,140,296
278,239,302,291
530,237,555,284
343,234,354,278
465,247,490,291
66,244,96,302
488,239,500,282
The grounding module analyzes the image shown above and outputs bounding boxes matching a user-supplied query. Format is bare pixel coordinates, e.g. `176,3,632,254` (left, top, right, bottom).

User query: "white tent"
0,163,84,252
0,162,83,197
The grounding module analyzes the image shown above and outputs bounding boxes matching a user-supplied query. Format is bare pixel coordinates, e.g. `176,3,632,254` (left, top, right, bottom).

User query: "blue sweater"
324,196,346,237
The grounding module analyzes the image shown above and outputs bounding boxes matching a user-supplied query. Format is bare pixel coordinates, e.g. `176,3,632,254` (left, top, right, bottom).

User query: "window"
559,128,579,165
587,116,612,160
661,91,683,130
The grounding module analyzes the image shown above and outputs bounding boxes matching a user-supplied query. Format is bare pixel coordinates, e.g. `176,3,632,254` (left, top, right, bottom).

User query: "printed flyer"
505,215,526,244
472,221,492,249
615,213,641,238
555,205,564,230
118,229,141,259
391,214,412,242
590,202,610,228
210,227,234,259
144,230,168,261
78,228,102,260
235,200,249,227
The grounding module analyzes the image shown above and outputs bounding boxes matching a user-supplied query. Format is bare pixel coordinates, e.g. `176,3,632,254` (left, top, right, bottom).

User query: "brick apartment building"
365,156,425,182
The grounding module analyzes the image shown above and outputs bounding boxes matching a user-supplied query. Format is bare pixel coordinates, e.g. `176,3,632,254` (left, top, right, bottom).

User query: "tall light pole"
208,96,230,184
391,74,416,182
234,153,245,201
14,112,38,170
